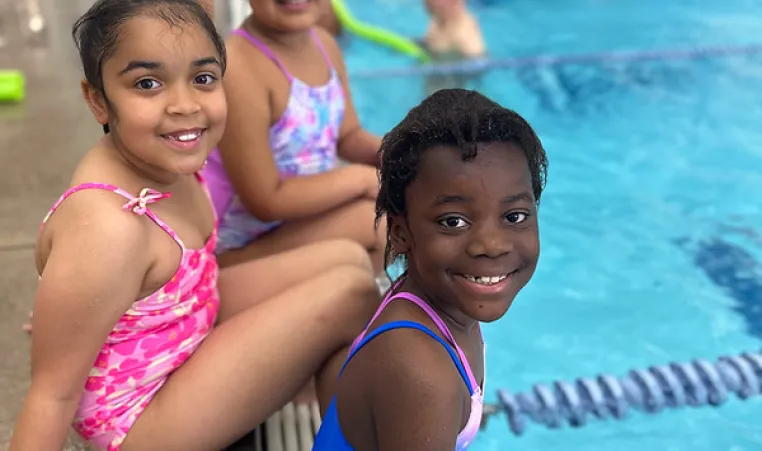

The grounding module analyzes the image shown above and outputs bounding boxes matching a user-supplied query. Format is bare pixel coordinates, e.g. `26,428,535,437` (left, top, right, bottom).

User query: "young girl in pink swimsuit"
202,0,385,271
9,1,379,450
314,89,549,449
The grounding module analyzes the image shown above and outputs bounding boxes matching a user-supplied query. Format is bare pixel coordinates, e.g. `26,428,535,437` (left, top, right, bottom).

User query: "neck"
104,134,180,188
400,277,479,335
244,16,312,51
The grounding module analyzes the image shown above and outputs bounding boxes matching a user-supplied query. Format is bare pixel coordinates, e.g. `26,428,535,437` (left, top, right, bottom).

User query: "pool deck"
0,0,264,449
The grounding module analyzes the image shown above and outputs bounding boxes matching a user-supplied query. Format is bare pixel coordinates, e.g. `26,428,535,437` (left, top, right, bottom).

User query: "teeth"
463,274,508,285
166,131,201,142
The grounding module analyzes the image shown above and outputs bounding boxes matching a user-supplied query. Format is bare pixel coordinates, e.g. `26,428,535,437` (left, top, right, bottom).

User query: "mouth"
454,269,519,294
161,128,205,150
276,0,313,9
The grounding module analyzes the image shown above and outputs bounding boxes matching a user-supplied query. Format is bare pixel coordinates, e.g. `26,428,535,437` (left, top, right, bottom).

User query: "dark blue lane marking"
686,238,762,339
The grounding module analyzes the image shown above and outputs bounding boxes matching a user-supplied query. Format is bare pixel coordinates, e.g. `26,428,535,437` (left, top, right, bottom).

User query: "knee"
320,238,373,273
374,215,387,249
323,264,380,329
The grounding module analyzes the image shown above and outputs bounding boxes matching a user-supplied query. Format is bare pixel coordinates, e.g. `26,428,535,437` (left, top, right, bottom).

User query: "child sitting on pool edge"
421,0,486,95
202,0,385,272
313,88,548,450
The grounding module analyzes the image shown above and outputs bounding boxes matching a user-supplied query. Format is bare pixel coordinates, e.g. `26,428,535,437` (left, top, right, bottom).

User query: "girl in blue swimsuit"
314,88,549,450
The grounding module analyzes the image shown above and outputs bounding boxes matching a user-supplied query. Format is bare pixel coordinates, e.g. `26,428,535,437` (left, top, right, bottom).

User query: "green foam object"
331,0,431,63
0,70,25,103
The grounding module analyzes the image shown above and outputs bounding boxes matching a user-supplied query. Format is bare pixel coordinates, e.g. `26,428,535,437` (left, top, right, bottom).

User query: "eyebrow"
119,56,220,75
432,191,534,207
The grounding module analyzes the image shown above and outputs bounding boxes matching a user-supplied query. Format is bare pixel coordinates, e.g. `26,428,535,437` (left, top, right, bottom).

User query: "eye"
438,216,469,229
505,212,529,224
135,78,160,90
194,73,217,85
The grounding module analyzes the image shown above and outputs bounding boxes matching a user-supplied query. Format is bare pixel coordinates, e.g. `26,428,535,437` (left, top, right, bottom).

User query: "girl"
313,89,549,450
201,0,385,271
9,1,379,450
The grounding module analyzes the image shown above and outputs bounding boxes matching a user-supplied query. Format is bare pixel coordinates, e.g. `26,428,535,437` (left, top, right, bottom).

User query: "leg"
219,239,373,407
121,264,380,451
215,239,373,322
218,199,386,273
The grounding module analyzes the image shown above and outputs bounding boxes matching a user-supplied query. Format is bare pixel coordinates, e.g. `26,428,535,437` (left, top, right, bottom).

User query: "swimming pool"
343,0,762,449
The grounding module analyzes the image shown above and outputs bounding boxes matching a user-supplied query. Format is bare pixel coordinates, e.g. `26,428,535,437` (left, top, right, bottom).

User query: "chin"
470,300,514,323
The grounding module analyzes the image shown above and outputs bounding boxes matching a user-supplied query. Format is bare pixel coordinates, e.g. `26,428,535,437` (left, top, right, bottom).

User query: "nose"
165,84,201,116
466,220,514,259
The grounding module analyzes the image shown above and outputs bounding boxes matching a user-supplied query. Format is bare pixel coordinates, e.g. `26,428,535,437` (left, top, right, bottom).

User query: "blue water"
341,0,762,449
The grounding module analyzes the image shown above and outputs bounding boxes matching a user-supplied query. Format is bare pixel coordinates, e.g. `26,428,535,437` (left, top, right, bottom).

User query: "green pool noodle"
0,70,25,103
331,0,431,63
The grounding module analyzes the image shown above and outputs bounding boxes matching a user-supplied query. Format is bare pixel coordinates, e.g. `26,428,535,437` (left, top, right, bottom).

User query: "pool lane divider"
479,349,762,435
351,43,762,79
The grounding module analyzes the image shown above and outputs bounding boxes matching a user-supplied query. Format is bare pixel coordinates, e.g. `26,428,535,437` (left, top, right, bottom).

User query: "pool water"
342,0,762,449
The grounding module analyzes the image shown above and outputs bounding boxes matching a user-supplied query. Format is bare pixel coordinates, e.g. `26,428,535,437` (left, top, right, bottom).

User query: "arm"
361,328,466,450
459,15,486,57
9,195,150,451
316,29,382,167
217,45,377,222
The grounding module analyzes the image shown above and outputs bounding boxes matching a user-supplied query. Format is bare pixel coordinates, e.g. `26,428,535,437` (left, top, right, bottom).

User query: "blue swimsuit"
313,291,485,451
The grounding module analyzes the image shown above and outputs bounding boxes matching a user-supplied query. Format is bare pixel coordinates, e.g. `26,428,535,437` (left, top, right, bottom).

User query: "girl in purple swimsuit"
313,89,549,450
202,0,385,271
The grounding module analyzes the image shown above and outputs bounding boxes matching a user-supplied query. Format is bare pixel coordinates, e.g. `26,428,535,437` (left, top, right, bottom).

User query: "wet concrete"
0,0,99,448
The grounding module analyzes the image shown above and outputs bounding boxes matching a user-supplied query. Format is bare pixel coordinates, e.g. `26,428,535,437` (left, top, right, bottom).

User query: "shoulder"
350,318,467,411
38,183,152,272
343,319,467,448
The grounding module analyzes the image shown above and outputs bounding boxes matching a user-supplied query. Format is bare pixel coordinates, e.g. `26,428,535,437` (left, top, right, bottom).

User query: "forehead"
410,142,533,201
106,15,215,68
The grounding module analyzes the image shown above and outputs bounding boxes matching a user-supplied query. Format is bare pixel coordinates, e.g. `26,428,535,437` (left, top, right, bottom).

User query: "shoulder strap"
309,28,334,70
340,320,475,395
350,291,480,392
233,28,294,80
41,183,184,249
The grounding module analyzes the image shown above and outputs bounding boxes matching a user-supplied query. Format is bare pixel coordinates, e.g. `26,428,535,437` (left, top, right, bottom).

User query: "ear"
81,79,109,127
388,214,412,256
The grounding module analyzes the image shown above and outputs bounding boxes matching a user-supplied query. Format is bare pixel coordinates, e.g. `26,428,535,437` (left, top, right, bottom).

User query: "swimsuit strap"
350,290,481,392
309,28,334,70
193,171,217,223
340,320,475,395
233,27,335,80
232,28,294,81
42,173,209,249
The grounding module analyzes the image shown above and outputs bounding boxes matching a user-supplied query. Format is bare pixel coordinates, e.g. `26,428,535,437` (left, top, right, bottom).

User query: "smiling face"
84,14,226,180
249,0,321,33
391,142,540,323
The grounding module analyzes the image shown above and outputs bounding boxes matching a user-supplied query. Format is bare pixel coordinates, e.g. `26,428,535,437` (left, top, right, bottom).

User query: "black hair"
375,88,549,272
72,0,227,134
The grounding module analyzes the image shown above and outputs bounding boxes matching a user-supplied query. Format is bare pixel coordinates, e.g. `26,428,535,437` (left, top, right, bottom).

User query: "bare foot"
22,311,32,333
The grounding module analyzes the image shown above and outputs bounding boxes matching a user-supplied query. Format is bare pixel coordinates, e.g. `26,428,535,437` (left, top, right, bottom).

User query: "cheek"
207,91,227,125
111,96,162,133
520,229,541,264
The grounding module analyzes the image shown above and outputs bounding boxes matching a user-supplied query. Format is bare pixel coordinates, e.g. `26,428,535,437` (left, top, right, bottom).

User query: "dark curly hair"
375,89,548,273
72,0,226,134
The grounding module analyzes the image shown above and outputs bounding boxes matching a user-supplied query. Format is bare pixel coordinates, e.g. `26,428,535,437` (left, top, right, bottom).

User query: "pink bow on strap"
122,188,172,215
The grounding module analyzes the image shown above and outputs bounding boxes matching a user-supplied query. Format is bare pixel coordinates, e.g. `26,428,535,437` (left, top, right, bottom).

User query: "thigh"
122,264,380,451
218,199,379,268
216,239,372,322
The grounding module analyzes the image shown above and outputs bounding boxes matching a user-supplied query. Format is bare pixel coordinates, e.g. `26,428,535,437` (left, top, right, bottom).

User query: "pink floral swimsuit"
39,173,220,450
